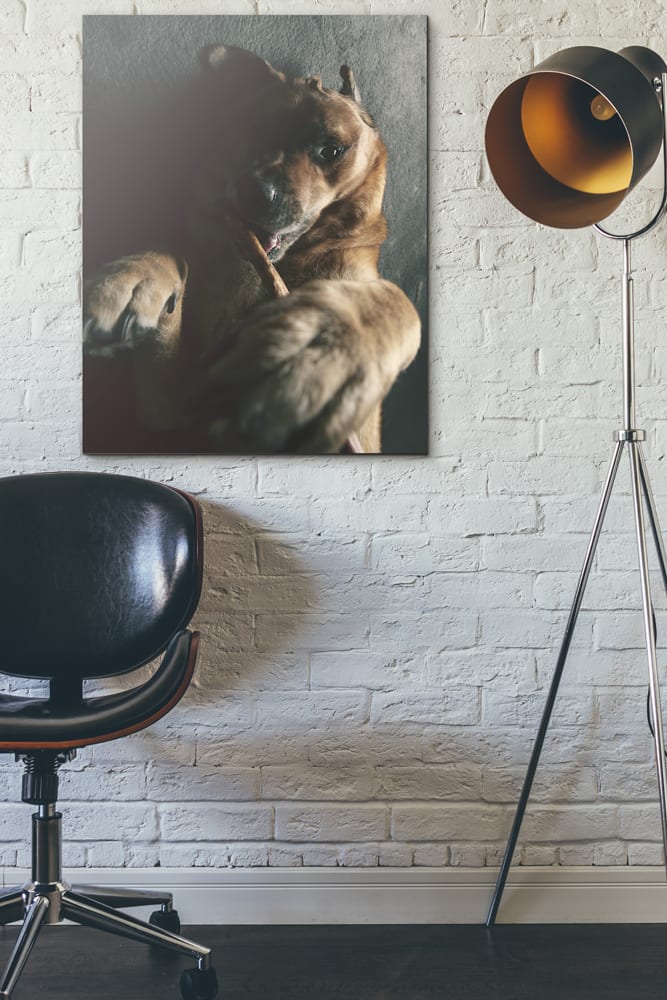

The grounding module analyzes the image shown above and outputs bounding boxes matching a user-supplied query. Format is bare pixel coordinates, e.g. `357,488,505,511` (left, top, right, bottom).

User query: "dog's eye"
315,143,346,163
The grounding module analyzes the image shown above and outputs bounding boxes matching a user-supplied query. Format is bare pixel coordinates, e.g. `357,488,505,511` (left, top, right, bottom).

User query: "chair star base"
0,800,217,999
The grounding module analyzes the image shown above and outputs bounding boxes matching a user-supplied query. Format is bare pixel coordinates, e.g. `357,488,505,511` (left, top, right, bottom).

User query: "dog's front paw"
198,281,390,453
83,252,187,357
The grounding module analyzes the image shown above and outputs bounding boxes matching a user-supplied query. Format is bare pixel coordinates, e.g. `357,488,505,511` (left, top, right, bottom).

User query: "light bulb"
590,94,616,121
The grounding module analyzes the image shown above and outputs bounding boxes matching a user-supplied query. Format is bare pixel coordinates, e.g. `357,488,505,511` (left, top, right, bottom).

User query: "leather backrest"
0,472,203,680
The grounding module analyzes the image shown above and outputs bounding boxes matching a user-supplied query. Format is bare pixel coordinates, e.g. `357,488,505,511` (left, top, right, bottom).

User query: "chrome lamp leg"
486,441,625,926
0,895,49,999
638,445,667,594
629,441,667,867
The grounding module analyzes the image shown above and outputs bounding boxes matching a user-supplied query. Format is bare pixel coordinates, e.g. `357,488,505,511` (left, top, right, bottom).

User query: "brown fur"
83,47,421,454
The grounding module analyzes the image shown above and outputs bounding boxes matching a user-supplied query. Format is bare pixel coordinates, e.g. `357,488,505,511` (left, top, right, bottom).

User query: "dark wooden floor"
0,922,665,999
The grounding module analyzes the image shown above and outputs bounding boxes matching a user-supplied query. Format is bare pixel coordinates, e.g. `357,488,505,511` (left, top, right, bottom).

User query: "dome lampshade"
485,46,667,228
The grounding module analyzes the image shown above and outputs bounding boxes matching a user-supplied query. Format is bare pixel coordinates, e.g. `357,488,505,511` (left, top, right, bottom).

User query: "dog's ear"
200,45,286,92
339,64,361,104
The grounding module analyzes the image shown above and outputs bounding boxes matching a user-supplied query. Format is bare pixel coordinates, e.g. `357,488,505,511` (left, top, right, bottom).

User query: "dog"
82,45,421,454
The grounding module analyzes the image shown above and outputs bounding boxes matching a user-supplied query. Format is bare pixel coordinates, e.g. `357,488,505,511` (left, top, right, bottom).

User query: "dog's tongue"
261,232,281,255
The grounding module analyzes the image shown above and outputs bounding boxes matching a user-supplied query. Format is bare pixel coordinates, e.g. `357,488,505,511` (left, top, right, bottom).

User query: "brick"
368,609,478,651
22,229,80,274
484,0,599,34
30,150,82,188
599,762,657,801
276,805,387,843
262,765,373,801
371,688,480,727
392,805,507,842
338,845,380,866
0,190,79,229
28,1,133,34
426,497,538,536
311,650,425,691
256,533,367,575
487,457,600,497
0,381,24,420
370,456,486,496
483,765,597,804
308,726,424,769
593,842,628,866
449,844,484,867
159,804,274,842
29,73,82,113
426,650,536,692
599,0,665,34
30,302,81,341
627,842,664,865
0,113,78,151
0,1,24,32
480,609,595,650
379,844,413,867
483,688,594,728
620,803,665,841
138,0,255,10
558,844,595,866
268,845,304,867
521,806,619,843
195,649,308,692
369,533,480,574
197,725,309,769
521,845,557,866
255,612,370,653
374,764,482,801
59,764,147,801
413,844,451,866
257,458,370,498
146,764,260,802
0,151,29,189
62,803,157,841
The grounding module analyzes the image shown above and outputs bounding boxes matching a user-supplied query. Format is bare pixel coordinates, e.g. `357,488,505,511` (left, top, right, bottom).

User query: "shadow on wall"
191,500,319,700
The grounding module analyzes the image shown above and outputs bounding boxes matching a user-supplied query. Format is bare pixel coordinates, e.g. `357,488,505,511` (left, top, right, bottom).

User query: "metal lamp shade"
485,46,667,228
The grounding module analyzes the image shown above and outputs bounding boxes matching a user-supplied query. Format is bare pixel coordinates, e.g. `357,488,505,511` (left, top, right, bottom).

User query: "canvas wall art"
82,15,428,455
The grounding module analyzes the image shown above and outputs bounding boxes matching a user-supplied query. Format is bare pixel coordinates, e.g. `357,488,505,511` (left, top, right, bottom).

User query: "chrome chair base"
0,757,218,998
0,879,211,999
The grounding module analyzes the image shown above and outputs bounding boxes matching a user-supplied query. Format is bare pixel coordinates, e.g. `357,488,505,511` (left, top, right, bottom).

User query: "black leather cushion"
0,631,196,748
0,472,202,680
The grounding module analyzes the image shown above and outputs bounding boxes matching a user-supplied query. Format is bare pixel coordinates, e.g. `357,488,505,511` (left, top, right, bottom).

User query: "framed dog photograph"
82,15,428,455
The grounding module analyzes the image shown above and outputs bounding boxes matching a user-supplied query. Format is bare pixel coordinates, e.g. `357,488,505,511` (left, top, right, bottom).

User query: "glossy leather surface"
0,631,197,747
0,472,202,680
0,472,203,749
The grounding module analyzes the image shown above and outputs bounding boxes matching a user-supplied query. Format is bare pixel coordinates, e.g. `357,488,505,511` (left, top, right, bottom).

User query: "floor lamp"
483,45,667,925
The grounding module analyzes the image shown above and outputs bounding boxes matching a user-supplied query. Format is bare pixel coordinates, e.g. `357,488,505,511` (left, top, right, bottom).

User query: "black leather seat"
0,472,217,1000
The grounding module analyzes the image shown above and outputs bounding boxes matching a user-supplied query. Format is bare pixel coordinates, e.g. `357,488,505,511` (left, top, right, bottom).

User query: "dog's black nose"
235,172,280,220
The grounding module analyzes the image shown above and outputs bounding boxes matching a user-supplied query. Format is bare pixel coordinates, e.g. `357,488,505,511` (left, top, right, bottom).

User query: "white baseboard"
3,866,667,924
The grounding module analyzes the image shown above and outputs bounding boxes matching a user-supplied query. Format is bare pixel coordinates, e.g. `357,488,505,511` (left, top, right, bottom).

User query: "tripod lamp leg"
638,445,667,596
486,440,625,926
629,442,667,870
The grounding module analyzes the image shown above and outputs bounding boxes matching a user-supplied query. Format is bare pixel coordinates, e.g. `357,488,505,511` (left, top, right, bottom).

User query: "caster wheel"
149,907,182,934
180,966,218,1000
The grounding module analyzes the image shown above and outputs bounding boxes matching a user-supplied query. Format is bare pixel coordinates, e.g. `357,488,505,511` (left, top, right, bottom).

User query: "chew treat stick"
233,224,290,299
231,222,364,454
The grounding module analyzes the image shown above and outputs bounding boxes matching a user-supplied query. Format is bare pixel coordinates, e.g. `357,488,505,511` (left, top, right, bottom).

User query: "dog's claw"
120,311,135,343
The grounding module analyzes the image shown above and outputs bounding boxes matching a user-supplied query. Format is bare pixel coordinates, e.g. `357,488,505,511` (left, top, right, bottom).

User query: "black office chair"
0,472,217,1000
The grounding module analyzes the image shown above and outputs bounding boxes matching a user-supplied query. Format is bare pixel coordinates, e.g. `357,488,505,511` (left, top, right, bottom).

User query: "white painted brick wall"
2,0,667,873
